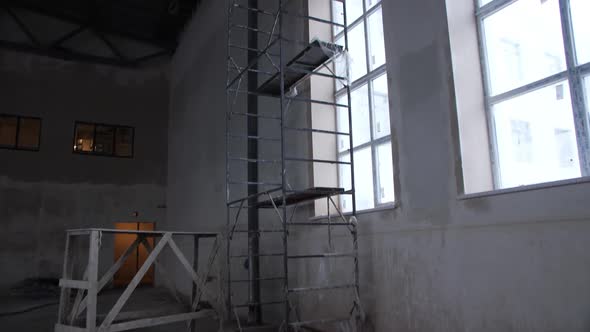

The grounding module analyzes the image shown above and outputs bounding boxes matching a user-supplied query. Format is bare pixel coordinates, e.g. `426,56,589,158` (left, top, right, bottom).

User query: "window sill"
458,176,590,200
310,202,398,221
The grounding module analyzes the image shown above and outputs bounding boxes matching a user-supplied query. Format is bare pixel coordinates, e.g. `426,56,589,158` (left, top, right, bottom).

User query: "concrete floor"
0,286,219,332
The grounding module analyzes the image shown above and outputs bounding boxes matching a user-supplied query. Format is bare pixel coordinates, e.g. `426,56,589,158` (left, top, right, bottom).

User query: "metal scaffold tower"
225,0,362,330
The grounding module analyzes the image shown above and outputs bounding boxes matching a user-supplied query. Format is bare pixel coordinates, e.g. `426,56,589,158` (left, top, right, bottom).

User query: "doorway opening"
113,222,155,287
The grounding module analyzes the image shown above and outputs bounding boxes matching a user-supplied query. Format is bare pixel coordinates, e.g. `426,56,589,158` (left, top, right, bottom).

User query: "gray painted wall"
168,0,590,330
0,50,169,287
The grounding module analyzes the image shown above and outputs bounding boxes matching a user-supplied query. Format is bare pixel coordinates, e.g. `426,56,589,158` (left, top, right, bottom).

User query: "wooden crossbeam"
108,310,216,332
139,238,184,305
98,233,172,331
69,269,88,324
74,235,143,320
87,231,100,331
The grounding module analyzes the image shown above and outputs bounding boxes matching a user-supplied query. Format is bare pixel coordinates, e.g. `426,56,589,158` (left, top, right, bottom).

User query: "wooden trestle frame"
54,228,222,332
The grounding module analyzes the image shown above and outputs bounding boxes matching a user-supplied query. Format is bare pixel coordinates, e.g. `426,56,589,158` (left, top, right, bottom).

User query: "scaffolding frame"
225,0,362,330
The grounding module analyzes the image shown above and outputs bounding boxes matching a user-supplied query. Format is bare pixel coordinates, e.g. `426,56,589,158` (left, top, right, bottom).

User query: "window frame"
0,114,42,151
334,0,394,209
475,0,590,188
72,121,135,158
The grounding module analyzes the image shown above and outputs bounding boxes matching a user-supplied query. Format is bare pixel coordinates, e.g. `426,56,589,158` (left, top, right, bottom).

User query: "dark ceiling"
0,0,201,67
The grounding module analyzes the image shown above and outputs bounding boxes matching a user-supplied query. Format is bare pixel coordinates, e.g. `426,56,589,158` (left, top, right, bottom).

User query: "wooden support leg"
57,233,73,324
189,235,200,332
86,230,100,332
68,268,88,324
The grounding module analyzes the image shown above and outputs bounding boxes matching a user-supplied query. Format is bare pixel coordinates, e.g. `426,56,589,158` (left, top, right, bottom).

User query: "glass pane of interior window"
367,6,385,70
17,118,40,149
376,142,394,203
353,147,375,210
482,0,566,96
0,115,17,147
352,85,370,147
336,94,350,152
94,125,115,155
336,23,367,83
479,0,492,7
371,74,390,139
492,81,581,189
74,123,94,152
570,0,590,65
115,127,133,157
365,0,379,10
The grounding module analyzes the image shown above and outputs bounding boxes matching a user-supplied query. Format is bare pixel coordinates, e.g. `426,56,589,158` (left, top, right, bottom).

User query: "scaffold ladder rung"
232,300,286,308
288,284,356,293
288,252,356,259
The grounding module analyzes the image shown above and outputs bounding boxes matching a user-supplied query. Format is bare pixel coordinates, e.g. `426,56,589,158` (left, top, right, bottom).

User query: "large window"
73,122,134,158
477,0,590,189
0,114,41,151
332,0,393,211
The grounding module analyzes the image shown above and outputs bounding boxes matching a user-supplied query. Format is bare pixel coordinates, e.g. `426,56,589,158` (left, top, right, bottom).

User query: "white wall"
167,0,590,330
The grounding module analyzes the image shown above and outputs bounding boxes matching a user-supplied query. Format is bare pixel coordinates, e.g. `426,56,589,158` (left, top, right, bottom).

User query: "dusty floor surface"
0,286,219,332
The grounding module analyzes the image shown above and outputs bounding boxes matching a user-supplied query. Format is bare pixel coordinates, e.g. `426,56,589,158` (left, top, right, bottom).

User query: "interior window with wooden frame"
73,122,134,158
0,114,42,151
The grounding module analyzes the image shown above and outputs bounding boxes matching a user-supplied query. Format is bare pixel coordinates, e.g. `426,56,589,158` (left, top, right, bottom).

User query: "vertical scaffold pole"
247,0,262,324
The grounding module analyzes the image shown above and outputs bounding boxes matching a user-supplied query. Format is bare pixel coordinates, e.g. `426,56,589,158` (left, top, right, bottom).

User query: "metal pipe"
247,0,262,324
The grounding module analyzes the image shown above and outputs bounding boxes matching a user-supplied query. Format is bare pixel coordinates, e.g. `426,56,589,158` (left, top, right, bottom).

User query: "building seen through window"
477,0,590,189
73,122,134,158
0,114,41,151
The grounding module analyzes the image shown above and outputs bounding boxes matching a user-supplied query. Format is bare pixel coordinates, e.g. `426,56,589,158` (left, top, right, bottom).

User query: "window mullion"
475,0,502,189
14,116,21,149
558,0,590,176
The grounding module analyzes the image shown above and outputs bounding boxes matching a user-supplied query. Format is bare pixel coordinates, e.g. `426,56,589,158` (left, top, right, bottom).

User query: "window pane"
354,147,375,210
571,0,590,65
371,74,389,139
336,23,368,83
339,154,352,212
339,148,375,212
482,0,566,95
332,0,344,35
115,127,133,157
17,118,40,149
74,124,94,152
365,0,379,10
336,94,350,152
492,81,580,188
479,0,492,7
376,142,394,204
332,0,363,31
336,85,370,149
352,85,370,147
0,115,17,147
367,6,385,70
94,125,115,155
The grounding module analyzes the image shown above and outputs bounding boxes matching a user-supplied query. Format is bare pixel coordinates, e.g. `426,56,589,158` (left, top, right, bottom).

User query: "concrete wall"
168,0,590,330
0,50,169,287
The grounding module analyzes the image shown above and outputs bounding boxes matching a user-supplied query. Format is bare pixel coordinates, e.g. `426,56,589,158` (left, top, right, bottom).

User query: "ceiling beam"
4,1,178,51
